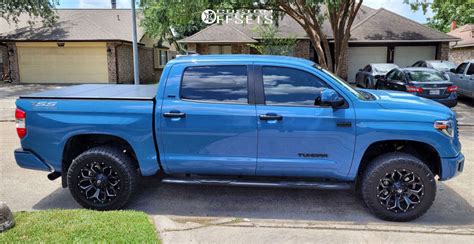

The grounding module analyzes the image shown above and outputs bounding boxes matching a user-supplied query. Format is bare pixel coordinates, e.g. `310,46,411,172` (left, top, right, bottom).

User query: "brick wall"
6,43,19,83
437,42,450,60
449,47,474,64
115,43,157,84
293,40,310,59
106,43,118,83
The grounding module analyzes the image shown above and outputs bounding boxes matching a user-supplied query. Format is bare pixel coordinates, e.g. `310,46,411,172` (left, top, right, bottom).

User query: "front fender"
348,120,459,179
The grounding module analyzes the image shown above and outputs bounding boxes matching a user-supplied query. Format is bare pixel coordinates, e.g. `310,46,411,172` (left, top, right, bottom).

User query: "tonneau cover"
19,84,157,100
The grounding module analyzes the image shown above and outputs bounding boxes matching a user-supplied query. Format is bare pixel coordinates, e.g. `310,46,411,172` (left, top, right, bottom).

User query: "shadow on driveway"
33,177,474,227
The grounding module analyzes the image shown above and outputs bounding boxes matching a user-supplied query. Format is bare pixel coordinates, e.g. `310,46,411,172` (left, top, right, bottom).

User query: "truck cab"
15,55,464,221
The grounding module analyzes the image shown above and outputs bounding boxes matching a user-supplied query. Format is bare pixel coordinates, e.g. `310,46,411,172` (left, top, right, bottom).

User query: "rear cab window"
180,65,249,104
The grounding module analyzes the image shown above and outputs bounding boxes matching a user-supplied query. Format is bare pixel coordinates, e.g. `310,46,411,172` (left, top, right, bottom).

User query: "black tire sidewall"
67,147,137,210
361,153,436,221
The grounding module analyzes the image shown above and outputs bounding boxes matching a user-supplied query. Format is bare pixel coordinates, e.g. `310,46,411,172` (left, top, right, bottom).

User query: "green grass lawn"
0,209,160,243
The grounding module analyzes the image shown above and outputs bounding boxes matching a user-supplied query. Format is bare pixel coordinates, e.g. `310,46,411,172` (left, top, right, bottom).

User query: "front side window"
455,63,468,74
262,66,328,106
181,66,248,104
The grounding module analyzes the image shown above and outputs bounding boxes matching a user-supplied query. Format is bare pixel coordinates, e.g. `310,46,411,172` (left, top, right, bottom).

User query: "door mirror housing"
450,68,456,73
319,89,345,108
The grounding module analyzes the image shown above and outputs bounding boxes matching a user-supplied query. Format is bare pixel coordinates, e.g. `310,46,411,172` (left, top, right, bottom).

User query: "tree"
141,0,364,76
248,25,297,55
406,0,474,32
0,0,58,25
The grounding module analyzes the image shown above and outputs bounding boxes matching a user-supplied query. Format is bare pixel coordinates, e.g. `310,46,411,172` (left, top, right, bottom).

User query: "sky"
56,0,434,24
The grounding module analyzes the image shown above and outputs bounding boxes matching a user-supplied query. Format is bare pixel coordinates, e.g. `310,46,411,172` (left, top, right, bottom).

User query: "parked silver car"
412,60,457,72
449,60,474,99
355,63,398,89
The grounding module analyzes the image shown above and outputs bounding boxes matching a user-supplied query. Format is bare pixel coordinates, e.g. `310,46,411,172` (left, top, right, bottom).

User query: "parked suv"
15,55,464,221
411,60,457,73
355,63,399,88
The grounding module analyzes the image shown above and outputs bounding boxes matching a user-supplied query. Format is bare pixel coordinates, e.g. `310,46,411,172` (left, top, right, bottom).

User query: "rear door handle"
163,110,186,118
259,113,283,121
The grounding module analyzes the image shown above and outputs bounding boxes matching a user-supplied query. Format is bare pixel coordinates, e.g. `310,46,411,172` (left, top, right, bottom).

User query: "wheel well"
61,134,139,187
356,140,441,185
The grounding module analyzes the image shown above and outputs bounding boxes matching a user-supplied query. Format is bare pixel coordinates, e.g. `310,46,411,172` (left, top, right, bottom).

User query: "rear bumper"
433,97,458,108
439,152,464,181
14,149,52,172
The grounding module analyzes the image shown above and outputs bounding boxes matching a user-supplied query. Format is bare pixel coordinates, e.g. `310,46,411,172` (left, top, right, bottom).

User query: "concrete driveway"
0,84,473,243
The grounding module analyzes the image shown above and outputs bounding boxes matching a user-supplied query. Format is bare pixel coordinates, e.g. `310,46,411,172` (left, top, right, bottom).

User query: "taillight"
447,85,458,93
406,85,423,93
15,108,26,139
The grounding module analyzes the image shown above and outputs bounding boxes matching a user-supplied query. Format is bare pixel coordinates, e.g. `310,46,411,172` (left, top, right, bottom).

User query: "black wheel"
365,78,371,89
67,146,138,210
360,152,436,221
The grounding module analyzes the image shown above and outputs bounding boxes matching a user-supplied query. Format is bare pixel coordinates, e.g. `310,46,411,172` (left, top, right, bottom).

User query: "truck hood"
368,89,454,118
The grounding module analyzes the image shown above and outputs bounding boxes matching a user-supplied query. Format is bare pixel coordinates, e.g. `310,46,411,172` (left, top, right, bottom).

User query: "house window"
154,48,172,68
208,45,232,54
160,50,168,66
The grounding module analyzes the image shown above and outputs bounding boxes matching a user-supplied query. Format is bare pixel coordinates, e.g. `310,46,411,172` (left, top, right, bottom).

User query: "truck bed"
20,84,157,100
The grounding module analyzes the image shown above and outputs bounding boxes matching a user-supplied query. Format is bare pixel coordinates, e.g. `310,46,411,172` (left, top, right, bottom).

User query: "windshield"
315,65,367,100
430,61,457,71
406,70,448,82
373,64,398,73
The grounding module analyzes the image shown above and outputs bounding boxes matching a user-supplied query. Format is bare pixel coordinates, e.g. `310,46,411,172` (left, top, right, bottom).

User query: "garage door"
347,46,387,83
394,46,436,68
17,42,108,83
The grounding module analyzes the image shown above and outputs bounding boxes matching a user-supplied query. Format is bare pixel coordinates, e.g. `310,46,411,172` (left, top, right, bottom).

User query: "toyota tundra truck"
14,55,464,221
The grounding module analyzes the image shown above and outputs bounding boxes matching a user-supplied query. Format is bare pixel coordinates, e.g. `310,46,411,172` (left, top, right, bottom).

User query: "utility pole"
131,0,139,85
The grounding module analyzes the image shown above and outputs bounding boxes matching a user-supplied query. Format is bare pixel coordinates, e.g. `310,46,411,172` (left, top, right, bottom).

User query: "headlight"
434,120,454,137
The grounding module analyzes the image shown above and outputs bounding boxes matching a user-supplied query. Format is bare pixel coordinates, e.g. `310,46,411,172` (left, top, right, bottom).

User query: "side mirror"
319,89,345,108
450,68,456,73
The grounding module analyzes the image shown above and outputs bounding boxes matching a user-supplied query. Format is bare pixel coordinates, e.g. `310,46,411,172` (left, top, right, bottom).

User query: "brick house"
0,9,175,84
448,23,474,64
179,6,459,83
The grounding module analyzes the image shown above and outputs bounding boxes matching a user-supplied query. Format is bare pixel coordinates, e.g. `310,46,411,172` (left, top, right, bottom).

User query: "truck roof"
170,54,315,66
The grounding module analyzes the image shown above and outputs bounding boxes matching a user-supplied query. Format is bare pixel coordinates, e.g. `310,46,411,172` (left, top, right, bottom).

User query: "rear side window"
262,66,327,106
181,66,248,104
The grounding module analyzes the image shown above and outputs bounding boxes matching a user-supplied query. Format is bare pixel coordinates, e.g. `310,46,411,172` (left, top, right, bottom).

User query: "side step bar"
162,178,352,190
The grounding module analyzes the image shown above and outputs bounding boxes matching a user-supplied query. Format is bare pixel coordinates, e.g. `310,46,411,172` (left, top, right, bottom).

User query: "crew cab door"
254,64,356,179
157,63,257,175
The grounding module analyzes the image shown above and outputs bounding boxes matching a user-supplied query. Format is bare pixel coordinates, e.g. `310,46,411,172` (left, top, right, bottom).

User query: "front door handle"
259,113,283,121
163,110,186,118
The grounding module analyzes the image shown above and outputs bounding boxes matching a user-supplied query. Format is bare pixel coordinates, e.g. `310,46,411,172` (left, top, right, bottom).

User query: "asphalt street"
0,84,473,243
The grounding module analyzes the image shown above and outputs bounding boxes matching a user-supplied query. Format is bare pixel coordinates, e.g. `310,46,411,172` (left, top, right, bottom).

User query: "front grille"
455,119,459,142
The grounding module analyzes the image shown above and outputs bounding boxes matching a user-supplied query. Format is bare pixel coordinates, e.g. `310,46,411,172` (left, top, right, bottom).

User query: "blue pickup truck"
15,55,464,221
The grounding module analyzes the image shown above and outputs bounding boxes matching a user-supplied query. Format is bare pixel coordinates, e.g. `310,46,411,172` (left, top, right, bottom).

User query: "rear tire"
67,146,138,210
360,152,436,221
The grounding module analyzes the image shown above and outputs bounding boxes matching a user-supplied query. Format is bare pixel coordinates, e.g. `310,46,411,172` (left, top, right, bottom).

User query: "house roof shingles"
448,24,474,48
179,6,458,44
0,9,145,42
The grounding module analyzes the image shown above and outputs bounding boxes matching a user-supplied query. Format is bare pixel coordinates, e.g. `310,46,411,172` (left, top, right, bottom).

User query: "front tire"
360,152,436,221
67,146,138,210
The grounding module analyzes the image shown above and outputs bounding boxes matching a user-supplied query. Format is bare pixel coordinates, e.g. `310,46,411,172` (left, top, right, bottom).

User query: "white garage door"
394,46,436,68
17,42,108,83
347,46,387,83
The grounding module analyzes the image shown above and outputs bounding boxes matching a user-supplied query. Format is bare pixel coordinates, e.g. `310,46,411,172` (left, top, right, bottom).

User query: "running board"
161,178,352,190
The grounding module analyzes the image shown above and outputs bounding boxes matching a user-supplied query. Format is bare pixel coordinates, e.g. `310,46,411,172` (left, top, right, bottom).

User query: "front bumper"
439,152,464,181
14,149,52,172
